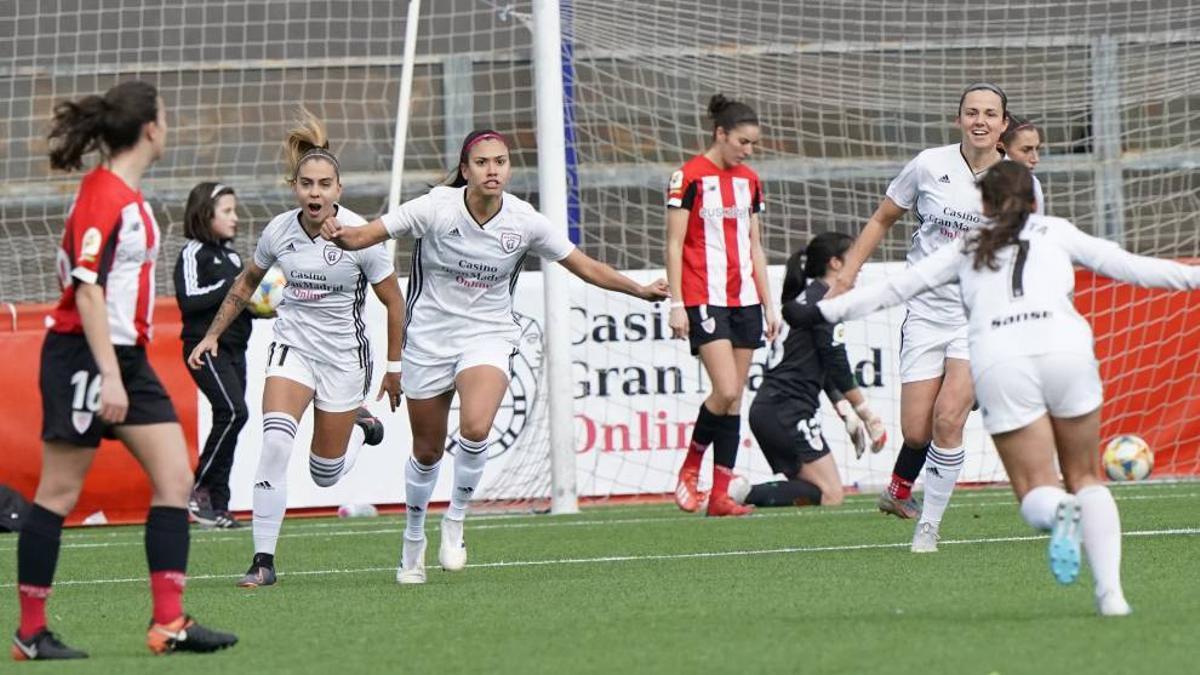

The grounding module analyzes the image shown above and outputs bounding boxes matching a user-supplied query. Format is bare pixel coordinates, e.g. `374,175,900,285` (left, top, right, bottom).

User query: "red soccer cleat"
706,493,754,517
674,467,708,513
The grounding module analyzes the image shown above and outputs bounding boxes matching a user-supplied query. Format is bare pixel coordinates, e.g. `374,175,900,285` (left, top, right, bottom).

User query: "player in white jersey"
805,162,1200,615
832,83,1012,550
189,111,407,587
1000,115,1046,212
322,129,669,584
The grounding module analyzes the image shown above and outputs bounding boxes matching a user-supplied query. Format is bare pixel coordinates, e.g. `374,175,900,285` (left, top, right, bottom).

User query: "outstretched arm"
830,197,907,296
322,217,390,251
1064,225,1200,290
819,240,963,324
558,249,670,301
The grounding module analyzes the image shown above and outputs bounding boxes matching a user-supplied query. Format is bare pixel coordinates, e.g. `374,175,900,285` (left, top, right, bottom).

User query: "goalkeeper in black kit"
730,233,887,507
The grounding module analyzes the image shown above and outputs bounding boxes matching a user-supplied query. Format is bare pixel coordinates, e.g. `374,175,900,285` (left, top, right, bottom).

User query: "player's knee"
33,479,84,515
457,422,491,445
151,466,194,506
410,438,444,466
931,407,967,445
708,389,741,415
820,482,845,506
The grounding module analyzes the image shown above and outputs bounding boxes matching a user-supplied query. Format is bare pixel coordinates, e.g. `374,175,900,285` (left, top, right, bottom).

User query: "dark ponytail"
707,94,758,139
968,162,1036,271
48,80,159,171
183,182,236,244
440,129,510,187
781,232,854,304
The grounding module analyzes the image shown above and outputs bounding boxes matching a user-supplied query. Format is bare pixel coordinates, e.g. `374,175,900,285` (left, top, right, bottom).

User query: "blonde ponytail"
284,107,338,183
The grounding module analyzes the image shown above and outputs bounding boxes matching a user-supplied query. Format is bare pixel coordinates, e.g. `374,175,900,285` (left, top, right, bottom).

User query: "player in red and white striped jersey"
14,81,236,662
667,94,779,517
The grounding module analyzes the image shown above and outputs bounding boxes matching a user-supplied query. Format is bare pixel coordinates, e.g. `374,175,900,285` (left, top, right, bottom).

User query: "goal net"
2,1,1198,512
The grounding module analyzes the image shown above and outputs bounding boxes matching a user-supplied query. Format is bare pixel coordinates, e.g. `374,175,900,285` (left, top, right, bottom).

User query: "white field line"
0,491,1194,553
1,527,1196,589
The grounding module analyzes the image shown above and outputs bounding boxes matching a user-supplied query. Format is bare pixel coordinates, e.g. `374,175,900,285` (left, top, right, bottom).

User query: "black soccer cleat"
354,407,385,446
236,553,277,588
188,487,218,528
147,615,237,655
212,511,244,529
11,629,88,661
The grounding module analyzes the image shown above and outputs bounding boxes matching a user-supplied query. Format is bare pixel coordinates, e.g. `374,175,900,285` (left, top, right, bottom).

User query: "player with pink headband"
323,130,669,584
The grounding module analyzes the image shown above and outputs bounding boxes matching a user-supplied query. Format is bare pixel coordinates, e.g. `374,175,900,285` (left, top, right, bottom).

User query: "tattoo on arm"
206,275,252,338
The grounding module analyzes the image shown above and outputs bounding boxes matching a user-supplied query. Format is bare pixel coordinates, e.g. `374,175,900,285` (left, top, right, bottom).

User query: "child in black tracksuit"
174,182,254,528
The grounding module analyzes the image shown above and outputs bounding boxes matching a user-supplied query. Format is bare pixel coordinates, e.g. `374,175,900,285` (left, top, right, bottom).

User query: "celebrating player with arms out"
804,162,1200,615
833,83,1011,551
189,110,406,588
323,129,668,584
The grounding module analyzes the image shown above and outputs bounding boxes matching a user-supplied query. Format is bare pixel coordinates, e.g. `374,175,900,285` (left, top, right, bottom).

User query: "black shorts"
40,332,178,448
686,304,764,356
748,393,829,477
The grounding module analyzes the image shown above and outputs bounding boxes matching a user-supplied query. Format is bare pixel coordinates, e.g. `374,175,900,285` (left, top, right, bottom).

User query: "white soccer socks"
404,456,441,540
398,456,441,584
446,437,488,522
1077,484,1130,615
253,412,297,556
308,424,367,487
917,443,964,528
1020,484,1068,531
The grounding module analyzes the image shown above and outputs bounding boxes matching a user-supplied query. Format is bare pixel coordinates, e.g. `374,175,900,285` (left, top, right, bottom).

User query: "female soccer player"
322,129,669,584
174,182,252,529
14,81,236,661
188,111,406,588
731,233,887,508
667,94,779,517
808,161,1200,616
832,83,1011,550
1000,115,1046,211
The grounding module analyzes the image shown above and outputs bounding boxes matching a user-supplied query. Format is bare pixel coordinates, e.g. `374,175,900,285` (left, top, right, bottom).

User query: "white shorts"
898,313,969,383
265,342,370,413
401,342,515,400
973,352,1103,434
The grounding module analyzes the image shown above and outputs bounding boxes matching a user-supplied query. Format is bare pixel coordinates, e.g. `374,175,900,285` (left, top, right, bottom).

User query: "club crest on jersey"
500,232,522,254
700,317,716,334
323,245,343,266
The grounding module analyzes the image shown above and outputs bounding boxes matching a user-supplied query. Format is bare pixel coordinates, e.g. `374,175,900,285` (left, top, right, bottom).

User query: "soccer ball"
248,266,286,318
1102,434,1154,482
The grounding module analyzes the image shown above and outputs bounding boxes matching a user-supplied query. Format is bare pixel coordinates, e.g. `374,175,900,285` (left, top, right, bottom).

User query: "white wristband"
386,360,403,374
669,301,685,309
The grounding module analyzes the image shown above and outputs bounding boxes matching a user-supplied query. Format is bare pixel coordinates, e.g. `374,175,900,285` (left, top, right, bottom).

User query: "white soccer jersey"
819,214,1200,377
886,143,994,325
253,205,394,371
381,186,575,361
1032,173,1046,216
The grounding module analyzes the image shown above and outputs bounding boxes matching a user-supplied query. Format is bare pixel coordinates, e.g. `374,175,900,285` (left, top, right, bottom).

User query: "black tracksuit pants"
184,340,249,512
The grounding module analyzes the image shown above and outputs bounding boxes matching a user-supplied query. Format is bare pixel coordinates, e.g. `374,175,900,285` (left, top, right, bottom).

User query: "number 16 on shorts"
69,369,102,433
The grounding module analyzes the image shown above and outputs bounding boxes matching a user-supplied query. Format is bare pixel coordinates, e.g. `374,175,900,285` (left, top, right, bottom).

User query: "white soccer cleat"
727,475,751,505
438,516,467,572
396,535,427,585
1096,591,1133,617
911,521,940,553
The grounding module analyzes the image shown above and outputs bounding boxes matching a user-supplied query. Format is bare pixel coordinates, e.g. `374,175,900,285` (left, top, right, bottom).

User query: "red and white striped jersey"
666,154,765,307
50,166,161,346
